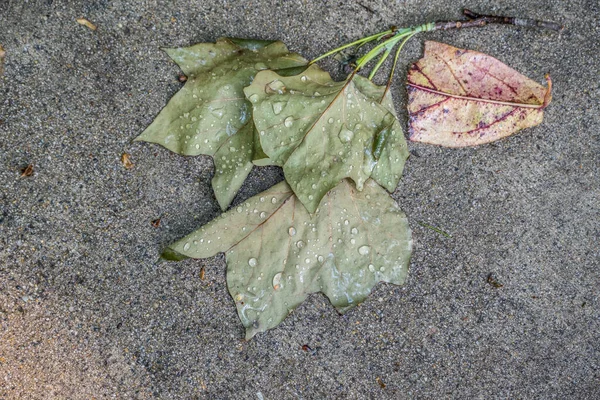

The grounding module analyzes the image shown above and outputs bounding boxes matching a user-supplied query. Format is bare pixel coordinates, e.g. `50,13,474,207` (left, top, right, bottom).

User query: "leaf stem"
309,29,393,65
367,45,393,80
312,9,561,77
380,32,418,101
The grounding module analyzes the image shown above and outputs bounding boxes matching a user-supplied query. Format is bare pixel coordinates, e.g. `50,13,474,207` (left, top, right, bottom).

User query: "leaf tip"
160,247,190,262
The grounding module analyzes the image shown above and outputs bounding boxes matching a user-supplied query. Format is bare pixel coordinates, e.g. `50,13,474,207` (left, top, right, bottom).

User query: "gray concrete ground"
1,0,598,399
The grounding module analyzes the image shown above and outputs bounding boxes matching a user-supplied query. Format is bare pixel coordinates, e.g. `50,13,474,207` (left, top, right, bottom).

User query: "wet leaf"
135,38,307,210
407,41,552,147
163,178,412,339
244,64,409,213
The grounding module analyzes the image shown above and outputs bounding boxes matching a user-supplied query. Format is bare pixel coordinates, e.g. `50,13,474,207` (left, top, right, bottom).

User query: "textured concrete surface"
1,0,598,398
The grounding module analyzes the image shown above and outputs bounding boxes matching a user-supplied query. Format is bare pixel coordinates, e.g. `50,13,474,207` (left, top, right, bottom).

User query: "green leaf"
244,64,409,213
165,179,412,339
135,38,307,210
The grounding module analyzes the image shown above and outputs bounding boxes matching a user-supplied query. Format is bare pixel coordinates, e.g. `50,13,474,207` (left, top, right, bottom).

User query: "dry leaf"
76,18,97,31
151,218,161,228
407,41,552,147
199,267,205,281
20,164,34,177
121,153,134,169
0,45,5,76
376,377,386,389
487,273,503,288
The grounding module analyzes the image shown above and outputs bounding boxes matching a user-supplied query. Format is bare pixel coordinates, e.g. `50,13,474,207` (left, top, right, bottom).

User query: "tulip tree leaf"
164,178,412,339
135,38,307,210
244,64,409,213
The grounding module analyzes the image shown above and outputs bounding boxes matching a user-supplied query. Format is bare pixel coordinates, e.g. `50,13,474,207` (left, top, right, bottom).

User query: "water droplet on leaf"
358,245,370,255
339,128,354,143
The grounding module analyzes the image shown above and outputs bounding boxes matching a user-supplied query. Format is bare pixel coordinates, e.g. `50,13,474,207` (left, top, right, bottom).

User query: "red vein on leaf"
470,64,520,96
411,63,438,90
414,97,451,114
460,107,521,135
432,52,468,95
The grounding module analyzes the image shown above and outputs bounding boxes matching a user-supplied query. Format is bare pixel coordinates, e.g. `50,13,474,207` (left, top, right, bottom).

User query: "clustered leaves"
138,24,552,338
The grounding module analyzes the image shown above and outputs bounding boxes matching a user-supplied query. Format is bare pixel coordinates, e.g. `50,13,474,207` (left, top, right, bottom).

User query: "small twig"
434,8,563,32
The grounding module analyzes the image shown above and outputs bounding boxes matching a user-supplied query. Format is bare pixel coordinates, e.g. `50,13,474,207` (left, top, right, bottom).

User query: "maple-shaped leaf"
135,38,307,209
407,41,552,147
163,179,412,340
244,64,409,213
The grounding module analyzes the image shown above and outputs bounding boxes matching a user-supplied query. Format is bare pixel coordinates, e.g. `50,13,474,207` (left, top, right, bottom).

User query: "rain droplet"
236,206,243,213
271,197,277,204
254,62,268,70
351,227,358,234
379,267,386,272
296,240,305,249
358,245,370,255
272,272,283,290
248,258,258,267
328,117,334,124
260,211,267,218
344,219,349,226
304,258,310,264
308,195,314,201
272,102,284,115
183,242,190,251
317,255,324,263
248,94,259,103
300,75,308,82
260,197,265,202
339,128,354,143
368,264,375,272
288,227,296,236
284,116,294,128
311,183,317,189
266,79,286,94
